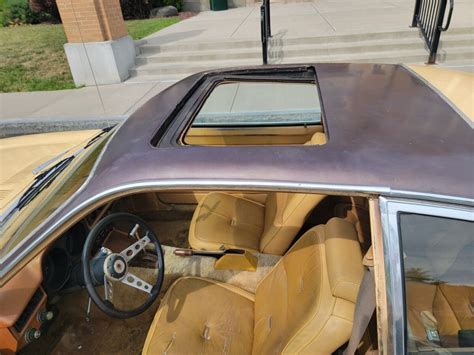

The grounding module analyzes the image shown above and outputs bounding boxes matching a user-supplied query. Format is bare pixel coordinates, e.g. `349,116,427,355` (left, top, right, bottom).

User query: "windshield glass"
0,129,113,258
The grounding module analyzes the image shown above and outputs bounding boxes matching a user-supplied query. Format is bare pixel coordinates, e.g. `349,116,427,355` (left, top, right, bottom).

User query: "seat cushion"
189,192,264,252
143,277,255,355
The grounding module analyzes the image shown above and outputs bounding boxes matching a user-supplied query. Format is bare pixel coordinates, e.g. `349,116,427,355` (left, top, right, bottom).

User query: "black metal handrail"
260,0,271,64
411,0,454,64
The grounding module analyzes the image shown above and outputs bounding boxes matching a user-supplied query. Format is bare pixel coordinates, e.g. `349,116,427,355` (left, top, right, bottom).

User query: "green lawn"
126,17,179,40
0,18,179,93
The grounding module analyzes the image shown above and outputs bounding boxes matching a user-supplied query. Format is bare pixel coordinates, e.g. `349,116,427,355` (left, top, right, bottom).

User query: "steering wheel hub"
104,254,128,280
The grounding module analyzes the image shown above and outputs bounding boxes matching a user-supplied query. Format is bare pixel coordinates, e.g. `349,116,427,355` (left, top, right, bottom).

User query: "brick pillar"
57,0,127,43
56,0,136,86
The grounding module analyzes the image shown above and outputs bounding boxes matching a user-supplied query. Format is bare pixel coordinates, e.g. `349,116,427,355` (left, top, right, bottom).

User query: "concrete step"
138,39,261,55
135,34,474,65
128,60,474,83
127,74,187,83
137,26,474,55
130,46,474,77
131,58,261,76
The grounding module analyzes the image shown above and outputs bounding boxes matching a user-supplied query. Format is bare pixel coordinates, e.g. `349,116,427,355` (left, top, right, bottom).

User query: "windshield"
0,128,113,258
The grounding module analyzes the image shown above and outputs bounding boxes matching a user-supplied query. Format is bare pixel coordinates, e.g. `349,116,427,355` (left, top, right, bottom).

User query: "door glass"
399,213,474,353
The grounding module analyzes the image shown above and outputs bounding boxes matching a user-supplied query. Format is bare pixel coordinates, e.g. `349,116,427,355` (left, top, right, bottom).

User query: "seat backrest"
260,192,325,255
253,217,364,354
304,131,327,145
257,131,326,255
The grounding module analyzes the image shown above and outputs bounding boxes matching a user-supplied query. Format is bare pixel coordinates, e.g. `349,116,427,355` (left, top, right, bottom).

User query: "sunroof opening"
182,79,326,146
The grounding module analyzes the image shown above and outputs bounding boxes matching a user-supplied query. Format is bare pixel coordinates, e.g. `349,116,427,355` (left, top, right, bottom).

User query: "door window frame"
378,197,473,354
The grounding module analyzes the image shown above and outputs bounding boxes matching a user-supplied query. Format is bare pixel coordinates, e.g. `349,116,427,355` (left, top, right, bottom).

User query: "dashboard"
42,223,88,294
0,221,90,354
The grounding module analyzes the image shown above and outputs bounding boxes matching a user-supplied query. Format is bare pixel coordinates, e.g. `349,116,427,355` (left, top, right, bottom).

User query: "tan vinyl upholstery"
188,131,326,255
188,192,265,252
406,282,474,348
304,131,327,145
189,192,325,255
142,277,255,354
143,218,364,355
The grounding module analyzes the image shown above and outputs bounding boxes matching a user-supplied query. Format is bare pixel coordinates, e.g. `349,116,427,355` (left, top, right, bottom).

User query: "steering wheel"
82,213,164,319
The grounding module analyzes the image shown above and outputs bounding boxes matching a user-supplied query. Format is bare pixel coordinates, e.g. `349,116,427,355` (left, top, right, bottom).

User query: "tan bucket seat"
188,191,325,255
143,217,364,354
188,131,326,256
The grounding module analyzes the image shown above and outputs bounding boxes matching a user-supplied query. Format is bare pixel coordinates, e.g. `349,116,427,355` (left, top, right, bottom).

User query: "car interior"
10,190,379,354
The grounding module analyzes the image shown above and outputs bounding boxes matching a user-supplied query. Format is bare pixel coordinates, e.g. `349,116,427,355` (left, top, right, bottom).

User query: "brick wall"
57,0,128,43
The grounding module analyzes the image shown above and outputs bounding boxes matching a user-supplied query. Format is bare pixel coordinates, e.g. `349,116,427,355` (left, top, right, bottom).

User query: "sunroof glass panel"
192,81,321,127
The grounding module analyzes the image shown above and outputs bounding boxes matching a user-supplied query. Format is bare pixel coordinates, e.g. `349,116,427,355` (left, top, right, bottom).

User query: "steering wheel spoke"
121,272,153,294
120,234,151,262
104,276,114,302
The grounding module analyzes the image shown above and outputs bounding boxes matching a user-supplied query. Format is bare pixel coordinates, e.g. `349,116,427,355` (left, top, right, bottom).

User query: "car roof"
2,63,473,283
84,63,473,202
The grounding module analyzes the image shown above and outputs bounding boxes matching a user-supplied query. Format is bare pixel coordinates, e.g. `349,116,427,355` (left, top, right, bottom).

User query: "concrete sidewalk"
143,0,473,44
0,81,173,137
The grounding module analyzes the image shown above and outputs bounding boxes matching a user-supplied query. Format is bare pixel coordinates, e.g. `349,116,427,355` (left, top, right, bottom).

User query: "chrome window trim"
0,180,473,282
378,197,474,354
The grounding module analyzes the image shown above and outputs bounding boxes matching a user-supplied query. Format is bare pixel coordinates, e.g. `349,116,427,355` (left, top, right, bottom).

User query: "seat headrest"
304,132,327,145
324,218,364,303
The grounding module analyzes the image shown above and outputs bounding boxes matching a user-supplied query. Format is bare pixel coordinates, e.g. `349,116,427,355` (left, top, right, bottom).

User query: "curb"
0,116,127,138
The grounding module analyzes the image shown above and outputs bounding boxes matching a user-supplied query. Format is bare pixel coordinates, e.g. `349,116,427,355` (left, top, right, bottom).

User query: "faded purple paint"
84,63,473,200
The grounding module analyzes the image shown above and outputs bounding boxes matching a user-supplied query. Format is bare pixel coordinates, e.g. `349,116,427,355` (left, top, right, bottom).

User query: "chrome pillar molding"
378,197,474,354
379,197,405,355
